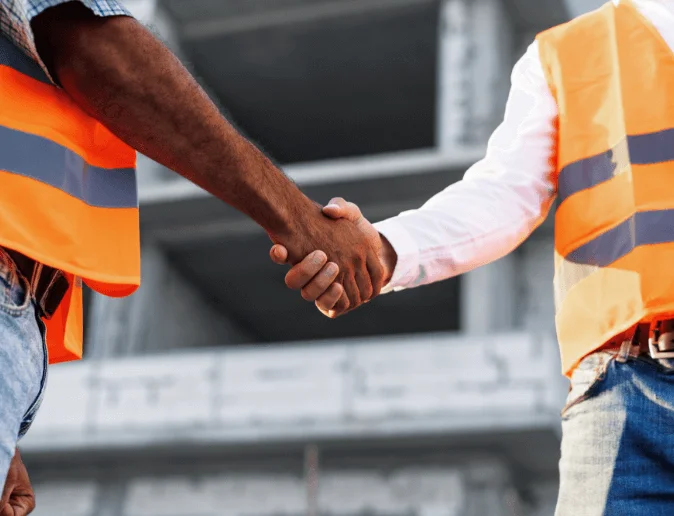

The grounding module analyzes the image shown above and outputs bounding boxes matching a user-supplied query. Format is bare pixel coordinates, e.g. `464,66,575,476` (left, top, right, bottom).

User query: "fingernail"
325,263,338,276
313,252,326,264
325,204,339,210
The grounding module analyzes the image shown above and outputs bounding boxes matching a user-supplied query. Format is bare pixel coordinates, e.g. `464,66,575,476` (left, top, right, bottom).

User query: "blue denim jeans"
0,249,47,486
556,347,674,515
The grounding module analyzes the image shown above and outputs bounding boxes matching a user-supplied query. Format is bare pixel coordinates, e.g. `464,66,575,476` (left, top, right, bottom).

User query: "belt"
605,319,674,360
4,249,69,319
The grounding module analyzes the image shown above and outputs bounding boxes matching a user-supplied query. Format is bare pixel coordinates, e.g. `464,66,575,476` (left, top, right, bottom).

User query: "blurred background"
21,0,606,514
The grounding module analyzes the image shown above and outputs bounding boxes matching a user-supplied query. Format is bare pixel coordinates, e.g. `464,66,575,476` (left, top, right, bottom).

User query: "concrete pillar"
86,244,253,359
460,255,517,335
466,0,514,143
518,237,567,434
564,0,606,18
437,0,517,335
436,0,471,151
518,238,556,333
436,0,514,151
462,459,522,516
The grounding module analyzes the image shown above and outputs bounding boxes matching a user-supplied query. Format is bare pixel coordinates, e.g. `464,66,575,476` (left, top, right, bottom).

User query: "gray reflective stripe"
0,35,51,85
566,210,674,267
0,125,137,208
558,129,674,202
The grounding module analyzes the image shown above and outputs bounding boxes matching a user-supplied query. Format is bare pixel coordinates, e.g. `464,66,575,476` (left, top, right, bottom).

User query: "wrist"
267,196,323,257
378,233,398,285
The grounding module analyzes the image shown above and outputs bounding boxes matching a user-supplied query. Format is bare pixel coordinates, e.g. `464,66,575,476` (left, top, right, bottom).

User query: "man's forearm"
31,3,313,239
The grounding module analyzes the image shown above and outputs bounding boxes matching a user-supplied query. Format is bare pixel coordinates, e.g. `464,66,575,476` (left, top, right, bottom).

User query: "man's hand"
271,198,397,318
0,449,35,516
270,200,389,311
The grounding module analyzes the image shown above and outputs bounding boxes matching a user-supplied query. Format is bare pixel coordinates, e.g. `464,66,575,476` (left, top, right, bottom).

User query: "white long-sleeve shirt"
374,0,674,292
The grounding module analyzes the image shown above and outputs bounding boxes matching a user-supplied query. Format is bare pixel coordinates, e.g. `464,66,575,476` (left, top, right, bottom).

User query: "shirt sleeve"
0,0,131,81
374,41,559,293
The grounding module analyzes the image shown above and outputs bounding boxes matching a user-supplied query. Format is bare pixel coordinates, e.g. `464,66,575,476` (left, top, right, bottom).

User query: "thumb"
270,244,289,264
323,198,362,223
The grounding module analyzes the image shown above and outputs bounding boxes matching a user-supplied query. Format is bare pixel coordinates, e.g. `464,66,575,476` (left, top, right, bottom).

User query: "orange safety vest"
537,0,674,376
0,36,140,364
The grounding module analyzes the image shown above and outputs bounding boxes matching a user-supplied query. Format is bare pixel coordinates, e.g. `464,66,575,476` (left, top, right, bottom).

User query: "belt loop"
616,325,641,363
30,262,42,297
616,339,633,363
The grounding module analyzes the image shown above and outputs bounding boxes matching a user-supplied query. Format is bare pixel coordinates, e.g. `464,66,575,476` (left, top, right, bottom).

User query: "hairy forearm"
31,4,313,238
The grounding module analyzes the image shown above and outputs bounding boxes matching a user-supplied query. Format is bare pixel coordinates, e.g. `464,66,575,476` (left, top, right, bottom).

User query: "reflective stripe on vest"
0,124,137,208
0,35,141,364
538,0,674,376
557,130,674,202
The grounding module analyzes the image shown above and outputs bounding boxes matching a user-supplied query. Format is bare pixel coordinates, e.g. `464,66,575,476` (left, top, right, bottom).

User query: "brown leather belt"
4,249,69,319
604,320,674,360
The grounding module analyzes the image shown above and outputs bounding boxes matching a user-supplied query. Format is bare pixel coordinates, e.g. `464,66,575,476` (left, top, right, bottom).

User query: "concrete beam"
180,0,436,40
24,331,562,455
139,148,486,204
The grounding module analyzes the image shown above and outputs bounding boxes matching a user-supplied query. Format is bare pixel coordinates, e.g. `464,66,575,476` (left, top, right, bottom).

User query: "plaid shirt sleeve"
0,0,132,82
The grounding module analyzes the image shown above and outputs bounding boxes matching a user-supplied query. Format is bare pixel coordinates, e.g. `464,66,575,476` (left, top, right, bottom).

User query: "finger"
315,282,344,312
326,197,347,208
366,250,385,298
301,262,340,302
11,453,34,516
341,272,362,311
13,497,35,516
354,263,374,304
326,291,350,318
323,200,363,224
270,244,289,265
322,197,347,219
284,251,327,290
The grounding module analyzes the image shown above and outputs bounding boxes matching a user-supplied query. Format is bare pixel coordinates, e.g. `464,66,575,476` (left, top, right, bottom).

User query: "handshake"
269,197,397,318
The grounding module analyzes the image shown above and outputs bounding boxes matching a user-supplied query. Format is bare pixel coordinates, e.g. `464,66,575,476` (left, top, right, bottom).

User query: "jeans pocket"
18,315,48,439
561,351,614,418
0,266,30,316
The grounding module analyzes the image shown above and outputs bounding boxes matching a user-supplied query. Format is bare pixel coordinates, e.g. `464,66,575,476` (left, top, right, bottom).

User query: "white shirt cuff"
373,218,420,294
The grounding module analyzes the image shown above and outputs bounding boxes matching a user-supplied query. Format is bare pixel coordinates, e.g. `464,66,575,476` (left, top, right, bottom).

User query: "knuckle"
285,272,300,290
324,263,339,278
301,288,316,302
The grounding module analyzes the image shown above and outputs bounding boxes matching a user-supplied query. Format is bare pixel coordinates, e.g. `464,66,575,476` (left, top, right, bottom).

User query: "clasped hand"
270,198,396,318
